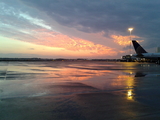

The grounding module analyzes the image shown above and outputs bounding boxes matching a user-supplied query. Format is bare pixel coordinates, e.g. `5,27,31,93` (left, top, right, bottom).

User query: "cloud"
0,0,119,58
111,35,140,46
19,29,117,56
19,0,160,49
2,0,160,58
19,13,52,30
28,48,35,50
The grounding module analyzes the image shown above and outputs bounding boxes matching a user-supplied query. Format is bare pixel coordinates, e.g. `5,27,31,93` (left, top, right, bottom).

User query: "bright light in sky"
1,0,158,58
128,28,133,32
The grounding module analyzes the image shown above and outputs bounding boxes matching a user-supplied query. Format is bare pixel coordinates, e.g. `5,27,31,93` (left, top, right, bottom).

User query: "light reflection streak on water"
127,90,133,100
126,75,134,101
126,76,134,100
113,74,134,100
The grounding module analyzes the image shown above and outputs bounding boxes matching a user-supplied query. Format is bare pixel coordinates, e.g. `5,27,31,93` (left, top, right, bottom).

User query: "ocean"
0,61,160,120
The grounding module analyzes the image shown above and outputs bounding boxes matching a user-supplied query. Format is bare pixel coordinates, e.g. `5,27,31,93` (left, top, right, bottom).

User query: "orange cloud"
111,35,140,46
24,29,118,57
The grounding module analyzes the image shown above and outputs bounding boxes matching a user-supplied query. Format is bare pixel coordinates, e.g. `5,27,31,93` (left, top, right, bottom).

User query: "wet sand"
1,61,160,120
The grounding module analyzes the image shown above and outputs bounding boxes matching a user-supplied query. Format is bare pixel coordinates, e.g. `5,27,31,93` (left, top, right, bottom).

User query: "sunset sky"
1,0,160,59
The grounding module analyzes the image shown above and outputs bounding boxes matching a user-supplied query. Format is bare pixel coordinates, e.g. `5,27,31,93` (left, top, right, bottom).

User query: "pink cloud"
22,29,118,57
111,35,140,46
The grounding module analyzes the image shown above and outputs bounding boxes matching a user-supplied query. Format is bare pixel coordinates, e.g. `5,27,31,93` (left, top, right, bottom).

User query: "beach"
1,61,160,120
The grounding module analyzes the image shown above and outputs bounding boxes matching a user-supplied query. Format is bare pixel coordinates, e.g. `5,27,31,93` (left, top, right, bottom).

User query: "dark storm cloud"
20,0,160,49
